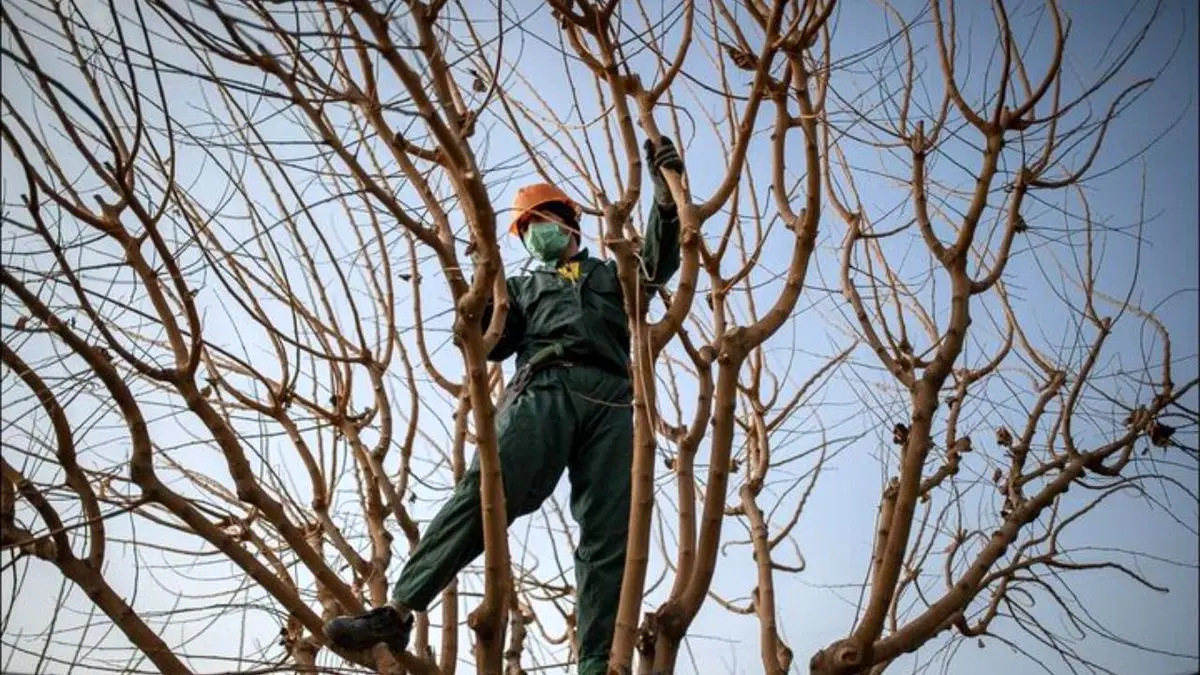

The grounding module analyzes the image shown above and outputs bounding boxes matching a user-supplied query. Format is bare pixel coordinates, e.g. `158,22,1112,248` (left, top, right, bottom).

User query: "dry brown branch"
1,3,1194,675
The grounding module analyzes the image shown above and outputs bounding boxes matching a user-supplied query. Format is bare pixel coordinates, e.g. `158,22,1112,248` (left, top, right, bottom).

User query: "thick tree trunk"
741,486,786,675
459,314,510,674
440,395,470,674
652,357,745,672
610,308,660,670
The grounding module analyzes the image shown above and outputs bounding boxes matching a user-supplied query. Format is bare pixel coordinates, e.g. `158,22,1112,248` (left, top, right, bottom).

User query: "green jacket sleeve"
639,202,681,290
480,277,525,362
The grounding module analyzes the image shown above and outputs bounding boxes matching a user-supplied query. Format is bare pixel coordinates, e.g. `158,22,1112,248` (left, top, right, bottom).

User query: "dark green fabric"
390,201,679,674
391,366,632,675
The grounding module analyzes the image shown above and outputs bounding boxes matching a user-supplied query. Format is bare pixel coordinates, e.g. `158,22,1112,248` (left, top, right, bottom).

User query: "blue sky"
1,1,1196,674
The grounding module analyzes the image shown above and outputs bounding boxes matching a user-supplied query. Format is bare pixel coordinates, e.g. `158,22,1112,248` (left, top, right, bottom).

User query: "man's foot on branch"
323,604,413,656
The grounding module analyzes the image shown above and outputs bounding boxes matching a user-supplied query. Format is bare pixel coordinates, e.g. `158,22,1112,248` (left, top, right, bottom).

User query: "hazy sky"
1,1,1196,675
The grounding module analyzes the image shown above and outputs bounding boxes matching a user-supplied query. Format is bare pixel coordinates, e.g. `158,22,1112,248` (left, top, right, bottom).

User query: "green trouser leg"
391,370,575,611
564,367,634,675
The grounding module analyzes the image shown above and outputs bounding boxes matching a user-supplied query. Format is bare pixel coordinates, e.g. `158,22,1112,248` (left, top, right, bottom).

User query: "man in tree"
324,137,685,675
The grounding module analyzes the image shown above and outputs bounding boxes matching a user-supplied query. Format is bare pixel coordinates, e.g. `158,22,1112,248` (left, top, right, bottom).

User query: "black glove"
643,137,685,206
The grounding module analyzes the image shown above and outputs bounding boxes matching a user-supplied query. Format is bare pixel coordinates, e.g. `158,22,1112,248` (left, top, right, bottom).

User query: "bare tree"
1,1,1194,675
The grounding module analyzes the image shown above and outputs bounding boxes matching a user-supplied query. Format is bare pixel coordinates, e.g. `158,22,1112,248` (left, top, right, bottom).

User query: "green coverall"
390,203,680,675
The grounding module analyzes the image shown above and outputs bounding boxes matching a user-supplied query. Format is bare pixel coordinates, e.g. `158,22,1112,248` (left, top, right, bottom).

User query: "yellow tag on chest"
558,261,581,282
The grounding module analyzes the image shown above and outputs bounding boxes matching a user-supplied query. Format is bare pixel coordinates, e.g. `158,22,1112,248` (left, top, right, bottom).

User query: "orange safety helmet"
508,182,581,236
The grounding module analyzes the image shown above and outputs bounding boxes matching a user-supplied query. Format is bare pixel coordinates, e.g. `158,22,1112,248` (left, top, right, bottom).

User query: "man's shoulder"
582,255,617,272
506,268,549,297
505,271,532,290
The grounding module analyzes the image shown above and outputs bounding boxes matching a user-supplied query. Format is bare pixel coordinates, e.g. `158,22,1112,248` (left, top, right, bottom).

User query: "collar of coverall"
536,247,590,271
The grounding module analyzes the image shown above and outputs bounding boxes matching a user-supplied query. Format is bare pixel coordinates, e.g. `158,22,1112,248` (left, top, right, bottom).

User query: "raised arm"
479,276,526,361
639,137,684,291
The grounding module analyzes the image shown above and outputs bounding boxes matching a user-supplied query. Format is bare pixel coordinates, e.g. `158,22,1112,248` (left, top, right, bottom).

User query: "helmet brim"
509,199,580,235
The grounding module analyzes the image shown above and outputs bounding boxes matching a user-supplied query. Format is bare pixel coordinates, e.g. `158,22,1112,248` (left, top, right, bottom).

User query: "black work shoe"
323,605,413,655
